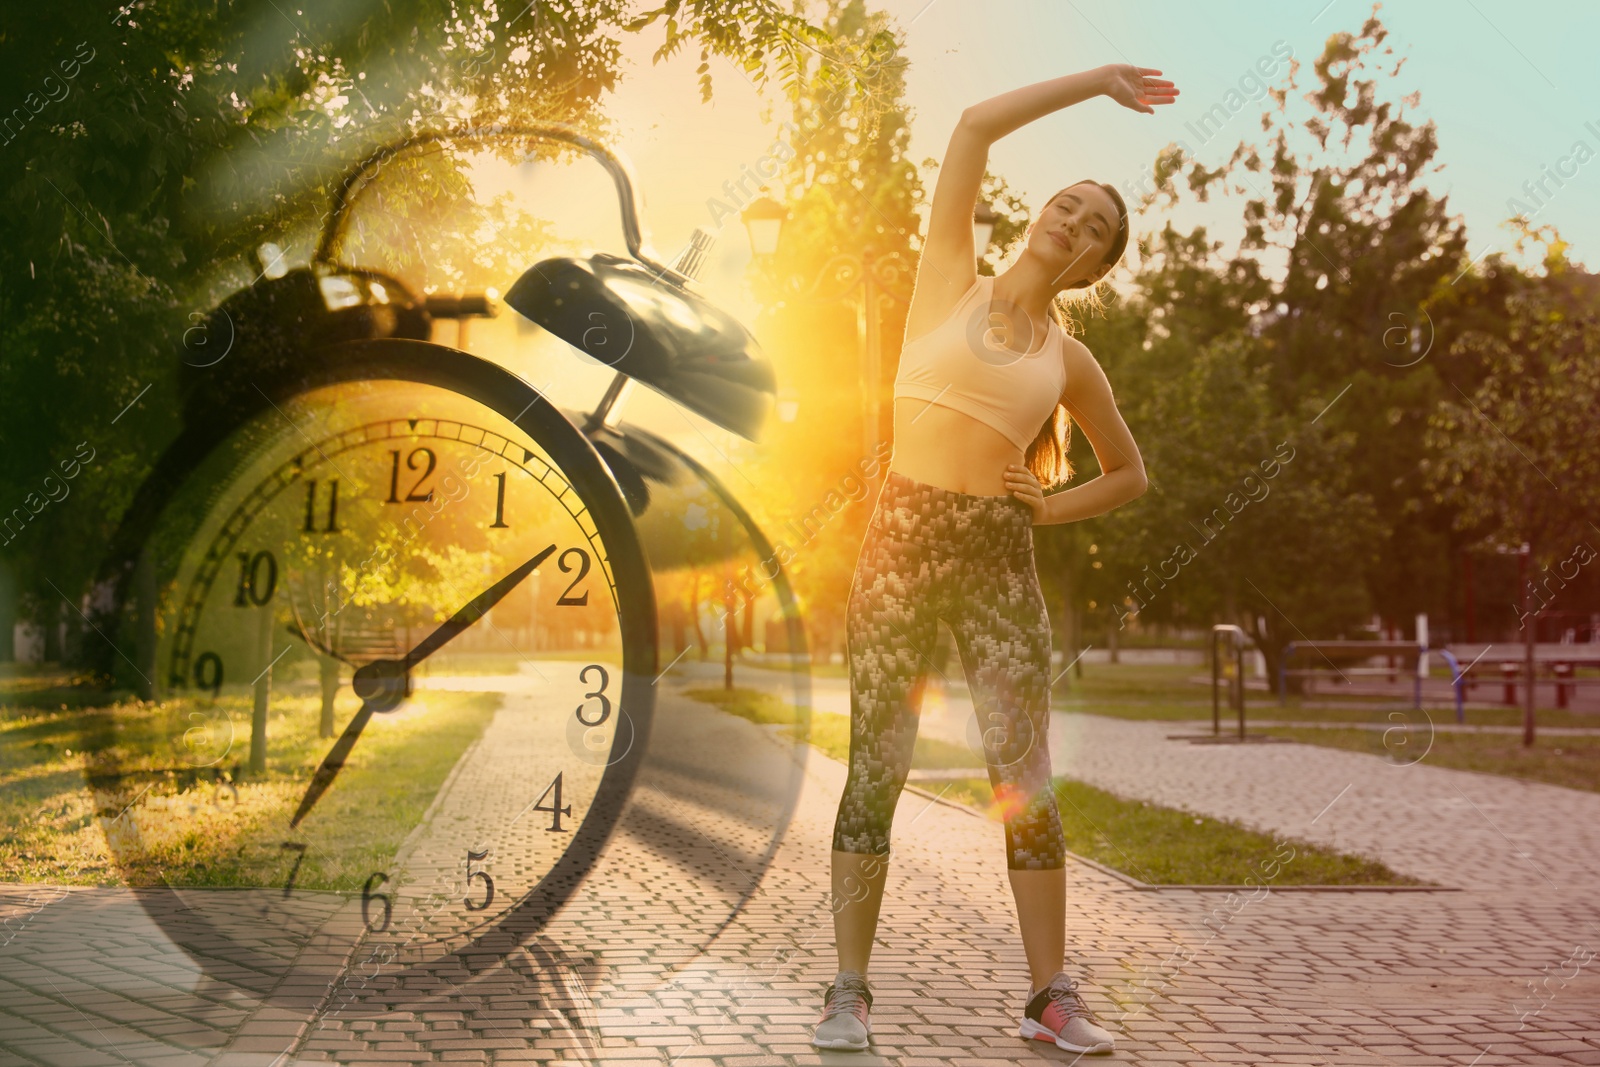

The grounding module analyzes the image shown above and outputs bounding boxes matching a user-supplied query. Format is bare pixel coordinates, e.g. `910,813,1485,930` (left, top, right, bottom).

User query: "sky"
466,0,1599,450
592,0,1598,295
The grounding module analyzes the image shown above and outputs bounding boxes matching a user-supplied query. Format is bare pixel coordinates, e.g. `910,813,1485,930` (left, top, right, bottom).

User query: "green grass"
1083,700,1600,730
1,671,497,890
1241,701,1600,730
681,685,803,726
918,776,1422,886
666,656,851,681
0,665,133,709
805,662,850,679
1011,659,1597,864
1049,661,1600,730
684,685,1420,886
1053,662,1209,707
1259,726,1600,794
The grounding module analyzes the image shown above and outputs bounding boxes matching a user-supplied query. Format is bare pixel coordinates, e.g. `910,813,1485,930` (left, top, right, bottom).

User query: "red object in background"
1554,662,1574,709
1500,661,1519,706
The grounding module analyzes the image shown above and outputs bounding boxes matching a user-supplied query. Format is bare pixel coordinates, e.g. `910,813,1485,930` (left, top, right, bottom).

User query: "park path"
676,660,1600,892
1,665,1598,1064
384,665,615,950
1044,712,1600,892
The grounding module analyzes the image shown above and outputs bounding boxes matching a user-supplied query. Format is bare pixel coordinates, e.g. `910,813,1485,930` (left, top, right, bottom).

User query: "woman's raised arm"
910,65,1175,337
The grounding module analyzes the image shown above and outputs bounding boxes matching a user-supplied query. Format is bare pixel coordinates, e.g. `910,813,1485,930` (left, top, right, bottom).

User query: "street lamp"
740,198,997,456
740,193,788,257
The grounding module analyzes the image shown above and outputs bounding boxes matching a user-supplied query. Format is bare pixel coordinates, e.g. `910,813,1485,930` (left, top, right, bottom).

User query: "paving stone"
4,675,1599,1064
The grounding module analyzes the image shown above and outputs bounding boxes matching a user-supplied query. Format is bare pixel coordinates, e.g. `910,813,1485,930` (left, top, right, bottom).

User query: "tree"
1424,280,1600,743
0,0,845,661
1124,5,1472,644
1049,217,1274,653
1091,325,1380,685
633,478,748,670
738,0,925,663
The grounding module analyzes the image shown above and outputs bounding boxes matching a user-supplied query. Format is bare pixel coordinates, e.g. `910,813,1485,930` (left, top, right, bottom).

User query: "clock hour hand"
289,698,376,828
400,545,557,670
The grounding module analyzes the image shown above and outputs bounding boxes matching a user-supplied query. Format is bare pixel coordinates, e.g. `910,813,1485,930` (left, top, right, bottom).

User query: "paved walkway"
1,665,1598,1064
691,662,1600,892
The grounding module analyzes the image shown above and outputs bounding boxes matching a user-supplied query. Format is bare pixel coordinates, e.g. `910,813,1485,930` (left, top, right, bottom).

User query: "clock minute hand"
290,698,376,829
400,545,557,670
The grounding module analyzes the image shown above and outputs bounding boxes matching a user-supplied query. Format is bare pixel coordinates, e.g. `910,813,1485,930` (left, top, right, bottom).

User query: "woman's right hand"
1099,64,1178,115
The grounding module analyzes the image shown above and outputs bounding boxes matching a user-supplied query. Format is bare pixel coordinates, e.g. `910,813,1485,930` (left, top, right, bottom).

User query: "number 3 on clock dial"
111,381,639,970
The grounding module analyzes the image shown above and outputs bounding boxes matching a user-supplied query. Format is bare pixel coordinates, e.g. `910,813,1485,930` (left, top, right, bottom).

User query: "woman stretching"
812,63,1175,1054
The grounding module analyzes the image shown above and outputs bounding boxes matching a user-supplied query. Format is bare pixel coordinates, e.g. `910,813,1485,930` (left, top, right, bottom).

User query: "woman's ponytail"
1025,400,1074,489
1024,300,1075,488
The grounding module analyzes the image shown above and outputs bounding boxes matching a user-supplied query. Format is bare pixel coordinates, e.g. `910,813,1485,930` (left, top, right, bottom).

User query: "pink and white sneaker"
812,971,872,1051
1018,972,1116,1054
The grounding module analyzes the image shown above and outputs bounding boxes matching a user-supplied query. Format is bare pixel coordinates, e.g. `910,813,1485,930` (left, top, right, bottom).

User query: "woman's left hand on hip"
1004,464,1046,524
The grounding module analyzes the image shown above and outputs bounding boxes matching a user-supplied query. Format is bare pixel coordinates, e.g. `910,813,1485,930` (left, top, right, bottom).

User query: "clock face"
93,376,646,971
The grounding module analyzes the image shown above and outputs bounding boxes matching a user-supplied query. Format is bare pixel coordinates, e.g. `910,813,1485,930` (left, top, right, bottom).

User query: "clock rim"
86,338,659,1005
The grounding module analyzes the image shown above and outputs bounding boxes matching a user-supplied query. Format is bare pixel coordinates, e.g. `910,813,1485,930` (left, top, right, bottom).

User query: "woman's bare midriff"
887,397,1025,497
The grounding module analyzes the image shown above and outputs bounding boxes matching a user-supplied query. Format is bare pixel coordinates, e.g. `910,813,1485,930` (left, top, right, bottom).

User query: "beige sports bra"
892,274,1067,452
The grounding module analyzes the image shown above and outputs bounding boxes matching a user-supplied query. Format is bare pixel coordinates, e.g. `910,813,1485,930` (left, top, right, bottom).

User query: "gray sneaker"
1018,972,1115,1054
812,971,872,1050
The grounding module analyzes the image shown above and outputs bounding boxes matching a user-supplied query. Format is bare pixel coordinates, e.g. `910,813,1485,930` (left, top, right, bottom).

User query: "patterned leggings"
831,469,1066,870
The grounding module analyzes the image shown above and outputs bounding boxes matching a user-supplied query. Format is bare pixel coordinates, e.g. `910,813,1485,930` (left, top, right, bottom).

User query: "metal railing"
1278,640,1468,722
1210,624,1250,739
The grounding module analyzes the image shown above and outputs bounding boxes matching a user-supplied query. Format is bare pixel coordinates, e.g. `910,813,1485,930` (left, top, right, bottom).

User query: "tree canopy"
0,0,847,656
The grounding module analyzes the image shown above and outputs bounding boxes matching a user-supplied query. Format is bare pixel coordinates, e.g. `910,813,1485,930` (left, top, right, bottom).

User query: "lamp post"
740,195,998,459
740,193,787,258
